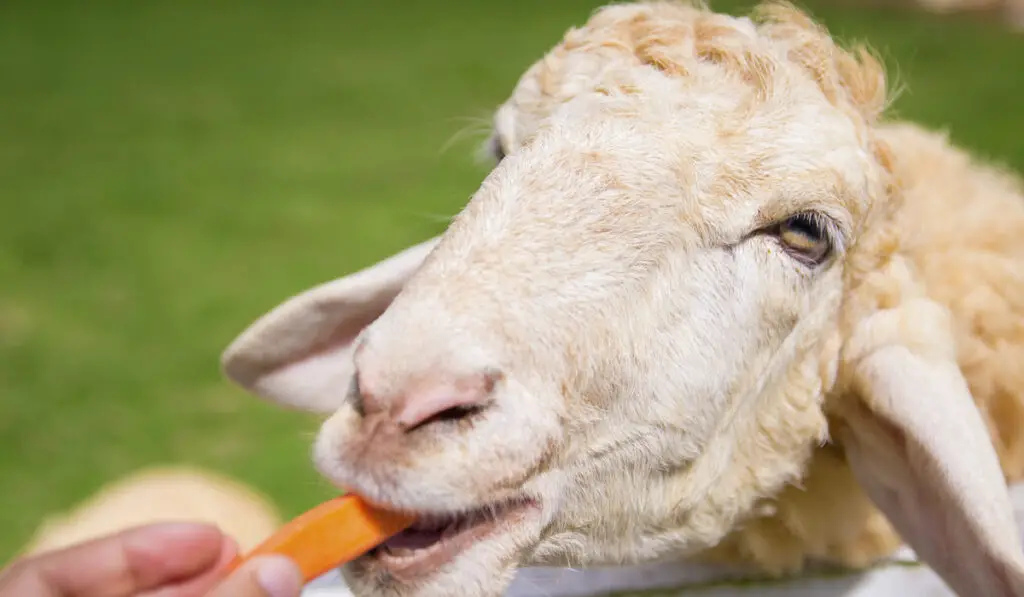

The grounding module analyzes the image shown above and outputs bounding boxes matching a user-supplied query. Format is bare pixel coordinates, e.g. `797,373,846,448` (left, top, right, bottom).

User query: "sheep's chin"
344,497,542,595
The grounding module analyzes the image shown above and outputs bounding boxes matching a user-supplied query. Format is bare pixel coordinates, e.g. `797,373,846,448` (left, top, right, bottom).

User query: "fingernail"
255,555,303,597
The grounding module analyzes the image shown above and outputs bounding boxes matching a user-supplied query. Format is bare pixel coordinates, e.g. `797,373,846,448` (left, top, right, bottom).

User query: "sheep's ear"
837,302,1024,596
220,237,440,413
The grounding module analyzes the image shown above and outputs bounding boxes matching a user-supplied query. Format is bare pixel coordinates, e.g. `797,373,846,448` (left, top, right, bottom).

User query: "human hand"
0,522,303,597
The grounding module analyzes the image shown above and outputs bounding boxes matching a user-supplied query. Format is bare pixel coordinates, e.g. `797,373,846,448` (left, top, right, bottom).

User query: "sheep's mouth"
363,498,538,578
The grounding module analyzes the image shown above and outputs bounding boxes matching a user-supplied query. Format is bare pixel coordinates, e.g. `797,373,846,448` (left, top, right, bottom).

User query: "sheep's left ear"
836,299,1024,597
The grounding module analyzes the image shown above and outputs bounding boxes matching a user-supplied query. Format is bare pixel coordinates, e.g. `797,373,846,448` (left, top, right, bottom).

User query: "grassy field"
1,0,1022,562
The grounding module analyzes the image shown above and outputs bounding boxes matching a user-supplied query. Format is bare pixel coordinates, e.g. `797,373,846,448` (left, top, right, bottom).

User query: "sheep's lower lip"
364,498,537,578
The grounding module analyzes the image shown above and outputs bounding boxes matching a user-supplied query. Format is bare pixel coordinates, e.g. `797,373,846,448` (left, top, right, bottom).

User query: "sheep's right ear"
836,299,1024,597
220,236,440,413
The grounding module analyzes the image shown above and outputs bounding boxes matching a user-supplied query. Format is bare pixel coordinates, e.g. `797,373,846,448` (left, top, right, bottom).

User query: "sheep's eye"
778,213,831,265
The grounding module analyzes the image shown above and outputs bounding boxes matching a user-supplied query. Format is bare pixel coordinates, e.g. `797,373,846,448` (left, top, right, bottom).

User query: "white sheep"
220,1,1024,596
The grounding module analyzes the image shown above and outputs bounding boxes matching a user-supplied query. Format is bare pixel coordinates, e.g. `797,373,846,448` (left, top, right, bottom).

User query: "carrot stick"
225,494,414,583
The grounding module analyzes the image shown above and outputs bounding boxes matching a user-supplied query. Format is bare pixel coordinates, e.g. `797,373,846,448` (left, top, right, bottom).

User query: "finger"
204,556,302,597
140,536,240,597
1,522,230,597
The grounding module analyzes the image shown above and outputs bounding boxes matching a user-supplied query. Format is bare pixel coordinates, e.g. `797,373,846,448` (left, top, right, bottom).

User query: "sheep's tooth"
388,546,416,558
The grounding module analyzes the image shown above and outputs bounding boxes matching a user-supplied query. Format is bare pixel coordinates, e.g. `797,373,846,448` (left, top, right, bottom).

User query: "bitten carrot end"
225,494,414,583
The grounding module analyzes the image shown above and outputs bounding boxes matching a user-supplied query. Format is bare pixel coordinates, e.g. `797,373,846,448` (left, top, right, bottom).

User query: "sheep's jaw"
351,496,541,583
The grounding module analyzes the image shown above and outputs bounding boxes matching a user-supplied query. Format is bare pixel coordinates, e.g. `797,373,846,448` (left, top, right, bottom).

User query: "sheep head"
221,2,1024,596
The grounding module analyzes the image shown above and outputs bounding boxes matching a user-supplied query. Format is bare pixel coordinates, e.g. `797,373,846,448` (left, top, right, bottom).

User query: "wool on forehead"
532,1,890,129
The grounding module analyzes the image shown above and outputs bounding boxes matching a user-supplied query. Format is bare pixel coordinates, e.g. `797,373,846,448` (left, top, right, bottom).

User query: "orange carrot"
225,494,414,584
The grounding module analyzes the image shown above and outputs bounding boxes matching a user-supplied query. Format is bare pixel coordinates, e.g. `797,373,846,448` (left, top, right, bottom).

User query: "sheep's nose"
357,367,503,432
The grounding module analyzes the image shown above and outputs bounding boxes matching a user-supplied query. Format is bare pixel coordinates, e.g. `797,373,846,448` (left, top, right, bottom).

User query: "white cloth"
299,484,1024,597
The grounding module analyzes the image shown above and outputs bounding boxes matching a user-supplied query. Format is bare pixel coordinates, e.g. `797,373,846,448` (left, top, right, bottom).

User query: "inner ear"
221,236,440,413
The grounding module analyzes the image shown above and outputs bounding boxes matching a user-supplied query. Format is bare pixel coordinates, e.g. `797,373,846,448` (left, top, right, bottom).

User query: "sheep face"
222,3,1024,597
332,89,866,594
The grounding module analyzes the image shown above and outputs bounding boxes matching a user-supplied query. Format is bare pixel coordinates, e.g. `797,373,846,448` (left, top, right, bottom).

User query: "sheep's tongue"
383,528,446,550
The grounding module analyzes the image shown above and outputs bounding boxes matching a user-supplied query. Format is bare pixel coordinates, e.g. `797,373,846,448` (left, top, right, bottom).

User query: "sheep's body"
702,122,1024,574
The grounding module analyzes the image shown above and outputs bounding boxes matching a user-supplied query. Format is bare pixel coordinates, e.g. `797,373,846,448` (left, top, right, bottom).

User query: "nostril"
394,369,502,432
348,375,366,417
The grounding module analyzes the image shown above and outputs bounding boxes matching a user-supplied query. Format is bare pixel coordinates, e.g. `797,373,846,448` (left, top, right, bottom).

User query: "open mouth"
365,498,538,577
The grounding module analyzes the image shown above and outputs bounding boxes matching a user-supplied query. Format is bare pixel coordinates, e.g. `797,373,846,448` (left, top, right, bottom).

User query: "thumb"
206,555,303,597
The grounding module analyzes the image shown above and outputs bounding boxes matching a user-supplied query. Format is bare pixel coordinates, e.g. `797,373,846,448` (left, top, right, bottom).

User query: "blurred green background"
1,0,1022,562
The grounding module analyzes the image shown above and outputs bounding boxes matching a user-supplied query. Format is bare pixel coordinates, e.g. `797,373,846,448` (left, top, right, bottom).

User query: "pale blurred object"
915,0,1000,12
913,0,1023,30
20,465,283,557
838,0,1024,31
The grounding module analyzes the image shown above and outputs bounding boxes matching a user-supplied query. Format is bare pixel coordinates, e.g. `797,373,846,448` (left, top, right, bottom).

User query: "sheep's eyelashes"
777,213,832,265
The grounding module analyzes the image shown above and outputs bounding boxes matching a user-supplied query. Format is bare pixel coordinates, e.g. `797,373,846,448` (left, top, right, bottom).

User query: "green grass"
1,0,1022,563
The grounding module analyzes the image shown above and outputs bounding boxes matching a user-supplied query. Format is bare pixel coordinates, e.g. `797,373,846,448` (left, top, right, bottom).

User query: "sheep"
19,465,282,558
219,1,1024,596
